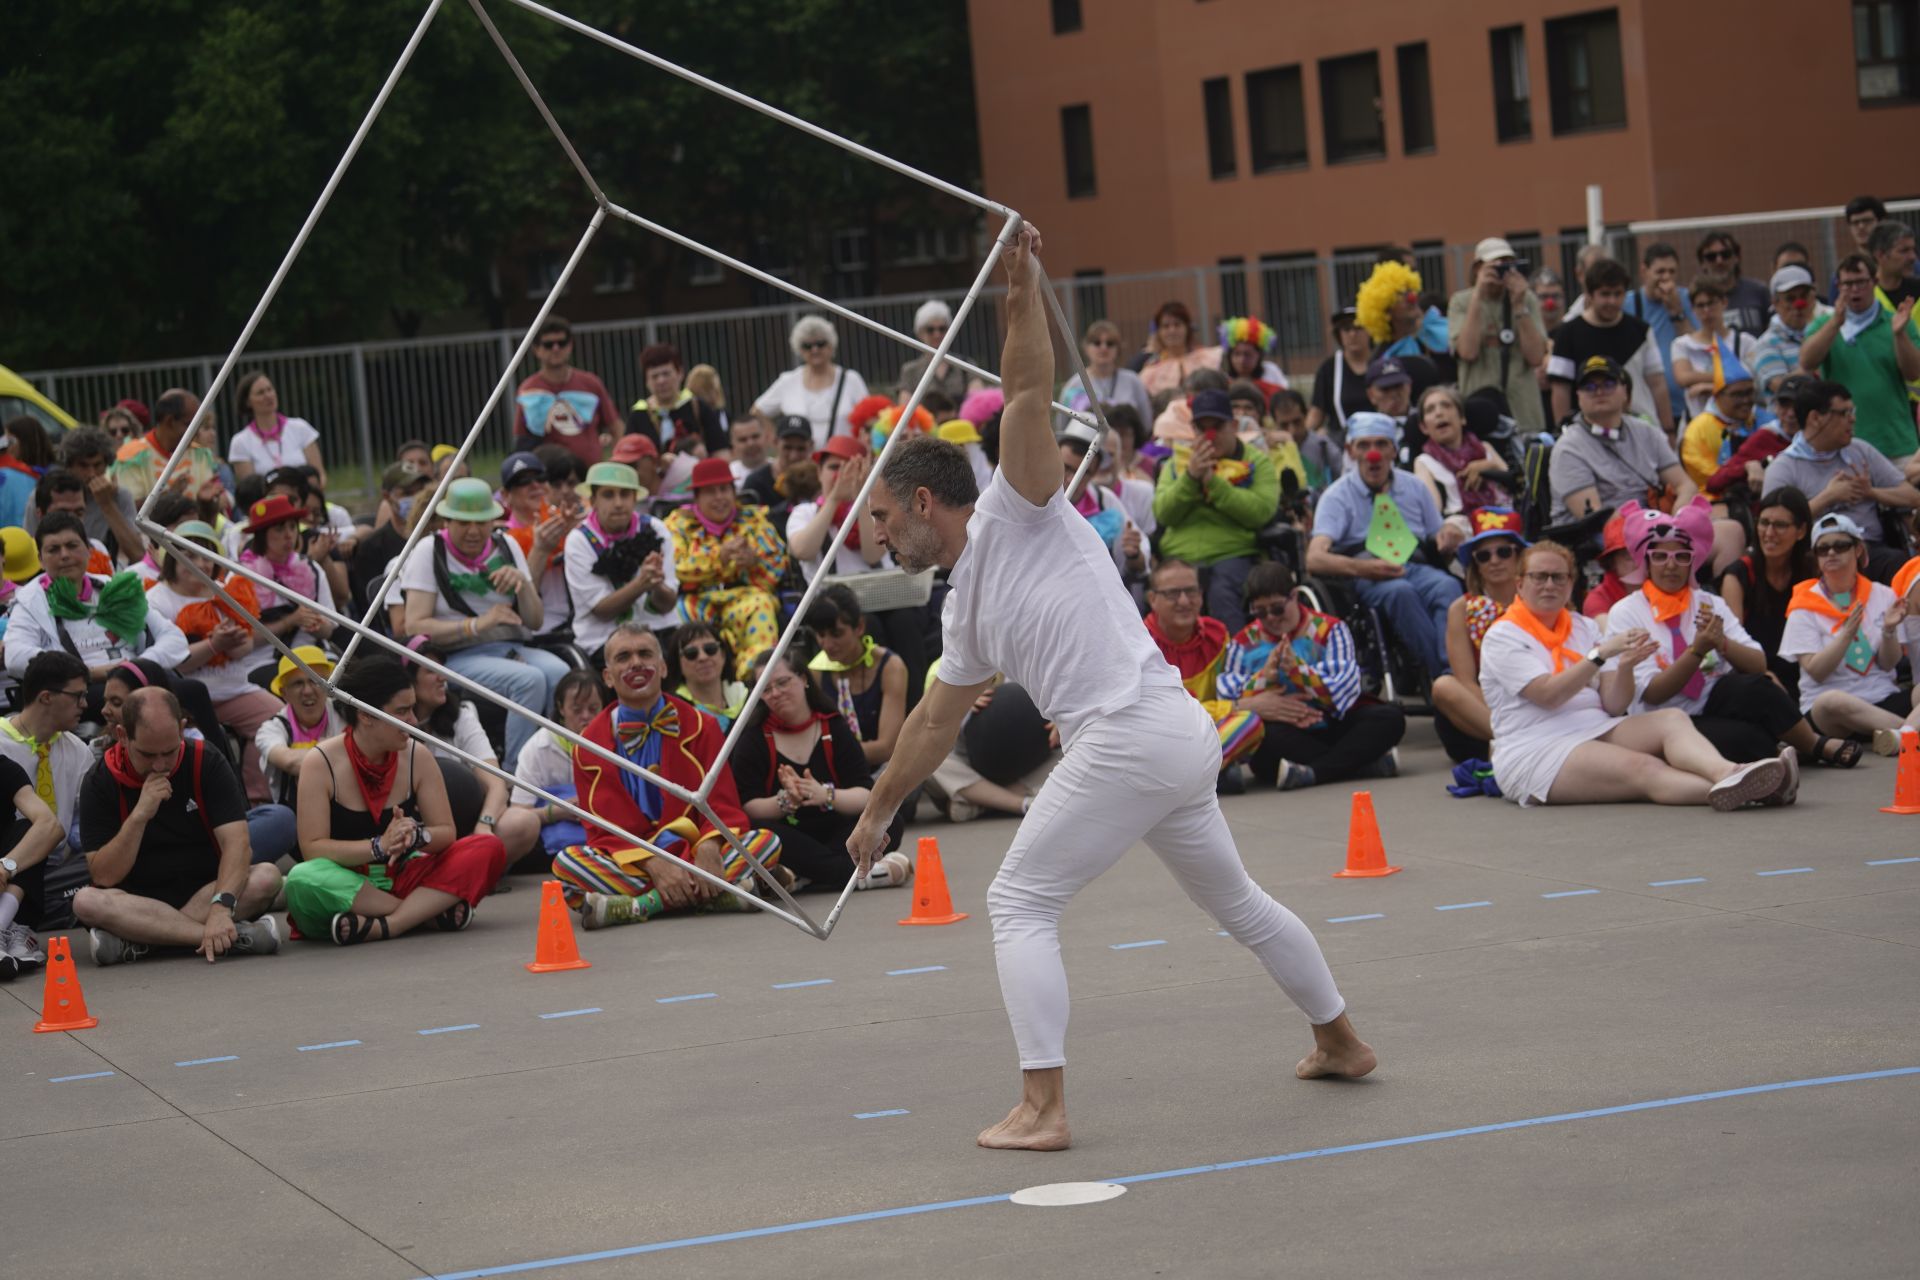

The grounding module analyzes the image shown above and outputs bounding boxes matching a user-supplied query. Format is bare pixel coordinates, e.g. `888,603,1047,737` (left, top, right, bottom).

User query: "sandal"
433,901,474,932
330,913,391,946
1812,735,1863,768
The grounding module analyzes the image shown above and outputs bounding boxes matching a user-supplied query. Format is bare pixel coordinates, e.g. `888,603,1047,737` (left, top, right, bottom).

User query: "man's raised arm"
996,224,1062,507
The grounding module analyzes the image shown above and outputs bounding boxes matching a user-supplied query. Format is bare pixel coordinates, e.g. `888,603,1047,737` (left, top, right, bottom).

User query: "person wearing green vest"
1800,254,1920,464
1150,388,1280,632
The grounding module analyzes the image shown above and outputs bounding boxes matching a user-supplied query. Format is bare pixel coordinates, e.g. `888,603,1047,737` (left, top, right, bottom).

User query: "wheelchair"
1256,518,1428,709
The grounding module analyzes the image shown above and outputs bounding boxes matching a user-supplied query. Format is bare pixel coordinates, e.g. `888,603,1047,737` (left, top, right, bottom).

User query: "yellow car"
0,364,77,438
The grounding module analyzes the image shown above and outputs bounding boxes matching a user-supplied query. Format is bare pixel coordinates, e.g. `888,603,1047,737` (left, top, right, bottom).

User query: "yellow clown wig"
1354,261,1424,344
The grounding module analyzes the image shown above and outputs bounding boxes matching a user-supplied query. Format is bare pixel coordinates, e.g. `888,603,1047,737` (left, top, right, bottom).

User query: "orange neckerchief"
1787,575,1871,633
167,577,263,667
1642,580,1692,624
1500,599,1582,672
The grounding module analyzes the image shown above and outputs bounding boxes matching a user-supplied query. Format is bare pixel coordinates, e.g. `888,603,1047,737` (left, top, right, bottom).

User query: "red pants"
394,833,507,906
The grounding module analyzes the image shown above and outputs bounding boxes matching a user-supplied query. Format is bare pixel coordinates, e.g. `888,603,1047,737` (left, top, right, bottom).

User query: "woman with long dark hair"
1720,485,1816,698
405,639,541,869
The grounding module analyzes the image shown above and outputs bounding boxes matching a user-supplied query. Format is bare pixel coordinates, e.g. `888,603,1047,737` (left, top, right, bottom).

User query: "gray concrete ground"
6,722,1918,1279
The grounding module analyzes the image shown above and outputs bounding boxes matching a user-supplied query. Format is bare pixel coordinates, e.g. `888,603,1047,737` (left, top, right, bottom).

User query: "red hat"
814,435,867,465
612,434,659,463
1600,511,1628,558
115,398,151,428
688,457,735,491
244,493,306,534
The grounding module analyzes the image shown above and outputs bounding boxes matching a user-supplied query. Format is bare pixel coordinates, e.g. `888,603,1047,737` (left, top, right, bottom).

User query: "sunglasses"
1700,249,1734,263
537,338,570,349
1472,542,1518,564
1250,602,1293,620
800,340,831,351
681,642,723,659
1578,377,1620,393
1647,548,1694,564
1816,540,1859,557
1088,338,1119,348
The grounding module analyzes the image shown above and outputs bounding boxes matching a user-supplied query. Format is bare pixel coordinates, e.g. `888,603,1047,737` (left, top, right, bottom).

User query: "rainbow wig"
1354,261,1424,344
869,402,935,451
1217,316,1276,354
847,394,896,433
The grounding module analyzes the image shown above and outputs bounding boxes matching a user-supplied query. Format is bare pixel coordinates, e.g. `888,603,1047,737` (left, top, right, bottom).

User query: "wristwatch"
478,814,497,829
0,856,16,876
1584,647,1604,666
210,892,239,911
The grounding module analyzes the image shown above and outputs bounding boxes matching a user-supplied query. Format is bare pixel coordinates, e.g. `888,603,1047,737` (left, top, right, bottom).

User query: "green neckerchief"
47,572,150,642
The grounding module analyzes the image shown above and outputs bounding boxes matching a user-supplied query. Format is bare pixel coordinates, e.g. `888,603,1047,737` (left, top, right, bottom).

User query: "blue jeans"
1197,555,1255,634
248,804,299,864
447,641,570,768
1353,563,1462,679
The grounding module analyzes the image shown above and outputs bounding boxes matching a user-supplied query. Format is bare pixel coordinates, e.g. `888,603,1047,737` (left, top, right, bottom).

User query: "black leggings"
1690,671,1807,763
1434,709,1490,765
772,813,903,887
1249,703,1408,784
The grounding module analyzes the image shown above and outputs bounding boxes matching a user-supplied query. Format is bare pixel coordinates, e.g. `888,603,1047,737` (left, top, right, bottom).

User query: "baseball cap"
775,414,814,440
1812,512,1866,544
1576,355,1631,390
1769,264,1816,295
612,434,659,464
500,451,545,488
1772,372,1816,403
1474,236,1518,264
1189,388,1233,424
1365,355,1411,389
1330,306,1360,330
381,461,429,491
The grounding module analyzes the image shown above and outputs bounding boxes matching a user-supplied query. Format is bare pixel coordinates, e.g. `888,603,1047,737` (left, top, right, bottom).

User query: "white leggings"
988,686,1346,1069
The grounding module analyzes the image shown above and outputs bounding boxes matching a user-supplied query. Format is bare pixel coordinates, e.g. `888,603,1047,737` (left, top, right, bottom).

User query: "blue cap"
1366,354,1411,388
1189,388,1233,424
500,450,545,488
1345,412,1401,446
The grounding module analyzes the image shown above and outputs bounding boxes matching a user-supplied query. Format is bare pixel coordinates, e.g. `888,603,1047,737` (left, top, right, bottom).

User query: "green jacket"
1151,440,1280,564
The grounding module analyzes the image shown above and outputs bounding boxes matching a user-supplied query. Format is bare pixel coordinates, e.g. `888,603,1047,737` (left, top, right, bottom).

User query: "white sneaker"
854,850,913,891
1708,758,1786,811
1,922,44,966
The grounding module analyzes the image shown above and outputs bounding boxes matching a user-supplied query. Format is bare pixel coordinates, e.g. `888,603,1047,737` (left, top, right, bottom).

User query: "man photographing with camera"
1449,236,1549,431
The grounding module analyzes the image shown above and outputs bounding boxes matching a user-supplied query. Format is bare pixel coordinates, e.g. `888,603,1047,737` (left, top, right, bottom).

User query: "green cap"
584,462,644,493
434,476,504,523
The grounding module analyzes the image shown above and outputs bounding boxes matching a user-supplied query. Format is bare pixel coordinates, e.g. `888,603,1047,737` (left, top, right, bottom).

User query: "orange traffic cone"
1882,728,1920,814
899,836,969,926
525,880,592,972
1333,790,1402,878
34,935,99,1033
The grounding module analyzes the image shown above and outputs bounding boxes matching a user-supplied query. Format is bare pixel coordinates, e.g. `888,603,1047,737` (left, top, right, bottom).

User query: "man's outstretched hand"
846,808,895,878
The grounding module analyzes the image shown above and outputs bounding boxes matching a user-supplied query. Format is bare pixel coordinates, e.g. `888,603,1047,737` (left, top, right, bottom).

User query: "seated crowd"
1,203,1915,974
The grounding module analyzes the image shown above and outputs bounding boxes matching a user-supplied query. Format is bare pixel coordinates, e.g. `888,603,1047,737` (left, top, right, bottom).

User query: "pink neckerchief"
439,528,494,573
1070,485,1102,517
238,548,315,610
137,552,161,576
691,505,736,538
586,509,635,545
251,413,288,445
0,580,16,608
37,573,93,602
283,703,329,746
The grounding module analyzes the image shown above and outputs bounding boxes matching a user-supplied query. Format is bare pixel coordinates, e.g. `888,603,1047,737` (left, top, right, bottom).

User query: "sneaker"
1872,727,1909,757
1773,746,1800,808
1708,758,1786,812
854,850,913,891
579,890,660,930
1216,764,1246,796
1277,761,1317,791
232,915,281,956
88,927,148,967
1,922,44,966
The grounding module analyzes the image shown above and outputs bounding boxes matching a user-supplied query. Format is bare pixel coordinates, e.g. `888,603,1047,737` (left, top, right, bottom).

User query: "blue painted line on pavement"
428,1065,1920,1279
1110,939,1168,950
1868,856,1920,866
772,979,835,989
297,1040,360,1052
49,1071,115,1083
1650,878,1706,887
419,1024,481,1036
1326,914,1385,924
1435,900,1492,911
1756,867,1814,877
854,1109,910,1119
539,1008,602,1020
1541,889,1600,899
175,1055,238,1067
657,993,717,1004
886,966,946,976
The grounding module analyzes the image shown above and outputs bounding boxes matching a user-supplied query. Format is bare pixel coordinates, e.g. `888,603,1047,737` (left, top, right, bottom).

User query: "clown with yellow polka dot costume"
665,458,788,679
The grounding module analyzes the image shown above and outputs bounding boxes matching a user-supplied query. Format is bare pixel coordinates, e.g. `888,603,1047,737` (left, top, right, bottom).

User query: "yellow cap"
1,527,40,584
431,444,458,463
936,419,981,445
271,644,335,697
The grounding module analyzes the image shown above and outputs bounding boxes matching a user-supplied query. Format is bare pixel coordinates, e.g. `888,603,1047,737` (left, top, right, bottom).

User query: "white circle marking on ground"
1009,1182,1128,1208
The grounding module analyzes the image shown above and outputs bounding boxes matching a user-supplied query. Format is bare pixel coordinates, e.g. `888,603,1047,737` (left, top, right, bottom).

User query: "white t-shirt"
938,470,1180,746
229,417,320,474
254,706,342,803
143,579,274,701
1671,331,1760,418
426,700,495,766
398,532,535,625
1546,331,1665,422
0,724,92,853
1603,587,1756,716
562,516,679,656
1480,611,1620,807
1412,454,1465,518
509,725,576,807
753,367,871,449
1779,579,1901,712
787,501,896,579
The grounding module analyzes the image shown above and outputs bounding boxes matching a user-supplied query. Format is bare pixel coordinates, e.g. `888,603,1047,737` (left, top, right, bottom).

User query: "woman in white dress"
1780,512,1920,751
230,372,327,487
753,317,871,449
1480,541,1791,809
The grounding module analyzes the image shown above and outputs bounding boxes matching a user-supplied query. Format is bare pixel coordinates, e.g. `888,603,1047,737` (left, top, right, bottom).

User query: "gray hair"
913,299,952,334
789,315,837,358
1869,221,1913,256
58,425,116,467
1184,367,1230,394
881,434,979,510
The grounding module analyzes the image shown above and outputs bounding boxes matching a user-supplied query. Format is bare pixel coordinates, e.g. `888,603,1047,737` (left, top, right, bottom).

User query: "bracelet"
824,783,835,813
466,618,477,638
369,836,389,866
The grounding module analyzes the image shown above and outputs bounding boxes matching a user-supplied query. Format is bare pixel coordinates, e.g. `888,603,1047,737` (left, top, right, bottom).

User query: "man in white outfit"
849,224,1375,1151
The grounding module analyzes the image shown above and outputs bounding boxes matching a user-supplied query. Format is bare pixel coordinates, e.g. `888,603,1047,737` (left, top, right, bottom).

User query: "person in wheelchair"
1218,561,1405,790
1432,508,1527,764
1151,388,1280,632
1481,540,1794,809
1306,412,1463,682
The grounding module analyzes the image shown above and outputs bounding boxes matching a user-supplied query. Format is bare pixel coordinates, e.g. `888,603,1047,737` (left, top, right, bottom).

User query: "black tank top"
321,745,421,842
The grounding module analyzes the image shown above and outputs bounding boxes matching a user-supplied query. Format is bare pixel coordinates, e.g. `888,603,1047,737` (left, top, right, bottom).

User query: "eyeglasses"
1088,338,1118,349
1647,548,1694,564
1578,378,1619,393
923,324,949,336
681,642,722,659
1523,571,1572,585
537,338,570,349
1755,517,1800,533
1837,277,1875,290
1250,603,1293,620
800,340,830,351
49,687,88,702
1472,543,1519,564
1700,249,1735,263
1152,586,1202,600
1815,540,1859,558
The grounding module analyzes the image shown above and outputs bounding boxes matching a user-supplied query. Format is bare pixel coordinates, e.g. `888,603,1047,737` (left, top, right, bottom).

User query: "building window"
1491,25,1532,142
1061,104,1097,199
1546,9,1627,133
593,256,635,294
687,253,724,286
1259,253,1321,356
1397,42,1436,154
831,228,870,273
1319,52,1385,163
1218,257,1248,318
1855,0,1920,103
1245,66,1308,173
524,250,571,299
1203,77,1237,179
1052,0,1082,35
1411,240,1448,294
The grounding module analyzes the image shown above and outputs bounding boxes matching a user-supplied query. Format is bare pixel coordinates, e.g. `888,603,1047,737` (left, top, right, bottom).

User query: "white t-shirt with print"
1603,587,1756,716
229,417,320,474
398,532,535,625
1779,579,1901,712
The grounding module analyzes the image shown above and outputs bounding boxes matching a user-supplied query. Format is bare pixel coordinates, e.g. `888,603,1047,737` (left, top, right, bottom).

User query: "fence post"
1192,267,1211,337
1819,219,1839,281
349,344,375,499
197,358,216,397
1585,184,1605,247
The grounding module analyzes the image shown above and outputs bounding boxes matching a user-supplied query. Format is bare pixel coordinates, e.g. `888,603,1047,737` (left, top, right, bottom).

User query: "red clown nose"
1365,449,1385,465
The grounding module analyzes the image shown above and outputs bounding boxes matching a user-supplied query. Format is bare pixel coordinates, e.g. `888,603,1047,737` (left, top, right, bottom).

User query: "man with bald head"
73,686,281,966
112,386,226,508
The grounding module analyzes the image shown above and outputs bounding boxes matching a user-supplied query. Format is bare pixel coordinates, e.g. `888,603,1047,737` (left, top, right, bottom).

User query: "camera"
1498,259,1533,276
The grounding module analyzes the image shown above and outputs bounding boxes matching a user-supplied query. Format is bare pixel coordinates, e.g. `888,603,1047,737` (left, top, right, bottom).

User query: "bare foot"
1296,1038,1378,1080
977,1102,1071,1151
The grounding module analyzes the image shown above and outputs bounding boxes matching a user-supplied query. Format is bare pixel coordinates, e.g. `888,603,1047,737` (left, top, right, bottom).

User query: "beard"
886,514,945,574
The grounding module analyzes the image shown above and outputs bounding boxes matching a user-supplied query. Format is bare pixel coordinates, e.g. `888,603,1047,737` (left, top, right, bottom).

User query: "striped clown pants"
551,828,783,908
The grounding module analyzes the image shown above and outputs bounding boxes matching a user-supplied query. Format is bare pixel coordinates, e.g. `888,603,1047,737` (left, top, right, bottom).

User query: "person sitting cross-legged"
256,647,345,807
285,656,507,945
1306,412,1463,683
0,669,68,978
1218,561,1406,790
552,623,785,929
72,686,284,966
1140,559,1263,779
509,669,605,859
1781,512,1920,752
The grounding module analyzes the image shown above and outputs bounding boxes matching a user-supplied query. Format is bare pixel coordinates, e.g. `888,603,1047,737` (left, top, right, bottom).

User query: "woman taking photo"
1480,541,1792,808
728,645,907,890
753,316,871,448
230,371,327,486
1780,513,1920,752
284,656,506,945
1720,486,1815,697
1431,509,1527,764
